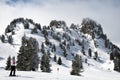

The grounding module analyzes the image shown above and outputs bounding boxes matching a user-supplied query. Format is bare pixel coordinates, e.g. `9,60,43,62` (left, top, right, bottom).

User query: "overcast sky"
0,0,120,47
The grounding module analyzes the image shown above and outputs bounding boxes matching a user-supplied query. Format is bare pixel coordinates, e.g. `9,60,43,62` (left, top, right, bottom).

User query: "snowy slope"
0,41,17,67
0,18,120,80
0,65,120,80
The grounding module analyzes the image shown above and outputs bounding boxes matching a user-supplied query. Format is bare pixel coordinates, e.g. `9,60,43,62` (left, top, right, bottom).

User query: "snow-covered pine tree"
40,53,51,72
71,54,83,76
5,56,11,70
51,44,56,52
17,36,39,71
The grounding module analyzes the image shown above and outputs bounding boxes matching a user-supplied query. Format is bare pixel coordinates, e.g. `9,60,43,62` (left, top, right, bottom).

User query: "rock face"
81,18,104,39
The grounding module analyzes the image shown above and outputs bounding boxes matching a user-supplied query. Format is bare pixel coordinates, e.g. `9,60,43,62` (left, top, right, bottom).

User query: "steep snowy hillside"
0,18,116,67
0,17,120,79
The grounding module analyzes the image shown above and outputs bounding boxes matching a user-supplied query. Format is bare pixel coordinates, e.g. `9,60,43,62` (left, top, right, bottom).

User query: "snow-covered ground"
0,65,120,80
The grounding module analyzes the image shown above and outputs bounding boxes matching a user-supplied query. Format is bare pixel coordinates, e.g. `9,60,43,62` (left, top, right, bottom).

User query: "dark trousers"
9,66,16,76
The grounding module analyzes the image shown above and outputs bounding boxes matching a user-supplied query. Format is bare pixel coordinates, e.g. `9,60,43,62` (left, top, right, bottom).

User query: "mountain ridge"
0,17,120,72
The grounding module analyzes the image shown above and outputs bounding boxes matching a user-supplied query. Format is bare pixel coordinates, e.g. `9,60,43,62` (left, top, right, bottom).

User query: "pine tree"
41,42,45,54
29,37,39,71
5,56,11,70
118,56,120,72
112,49,120,72
118,58,120,72
17,36,39,71
91,32,95,39
47,50,51,58
110,53,114,60
94,40,97,48
88,48,92,57
1,35,5,43
85,58,87,63
63,49,67,57
24,22,29,29
94,51,98,60
53,44,56,52
81,45,85,55
81,40,85,55
71,54,83,76
31,27,38,34
8,35,13,44
45,37,50,45
42,29,48,37
57,57,62,65
114,57,120,71
51,44,56,52
105,39,109,48
54,54,57,62
40,53,51,72
35,23,41,30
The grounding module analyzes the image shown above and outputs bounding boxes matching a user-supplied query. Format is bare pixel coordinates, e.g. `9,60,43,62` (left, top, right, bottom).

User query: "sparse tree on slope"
88,48,92,57
5,56,11,70
31,27,38,34
94,51,98,60
1,34,5,43
57,57,62,65
54,54,57,62
71,54,83,76
110,52,114,60
8,35,13,44
41,42,45,54
40,53,51,72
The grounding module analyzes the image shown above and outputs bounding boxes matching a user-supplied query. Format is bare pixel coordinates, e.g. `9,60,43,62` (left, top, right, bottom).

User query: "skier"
9,56,16,76
57,68,59,72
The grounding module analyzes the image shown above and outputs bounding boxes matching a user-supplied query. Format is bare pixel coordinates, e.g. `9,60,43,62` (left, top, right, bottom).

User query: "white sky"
0,0,120,46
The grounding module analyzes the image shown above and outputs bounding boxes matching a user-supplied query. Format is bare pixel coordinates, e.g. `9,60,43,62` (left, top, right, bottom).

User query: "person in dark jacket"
9,56,16,76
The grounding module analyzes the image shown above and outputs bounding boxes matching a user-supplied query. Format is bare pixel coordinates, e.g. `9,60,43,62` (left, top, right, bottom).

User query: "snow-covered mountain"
0,17,120,80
